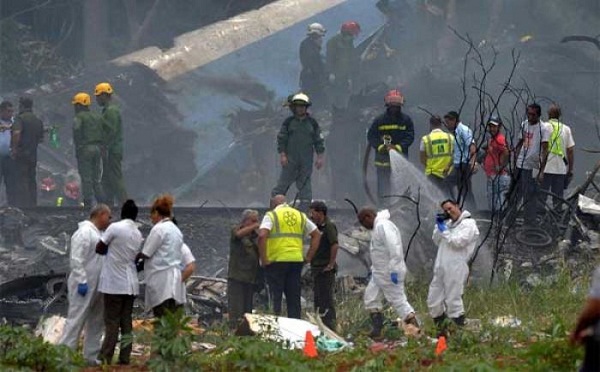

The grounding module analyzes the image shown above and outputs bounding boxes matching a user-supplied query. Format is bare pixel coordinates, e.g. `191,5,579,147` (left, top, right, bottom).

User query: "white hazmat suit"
427,210,479,319
60,220,104,361
363,210,414,319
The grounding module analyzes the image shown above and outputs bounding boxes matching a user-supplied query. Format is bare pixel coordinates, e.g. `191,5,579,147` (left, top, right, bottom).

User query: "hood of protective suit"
448,210,471,227
374,209,391,224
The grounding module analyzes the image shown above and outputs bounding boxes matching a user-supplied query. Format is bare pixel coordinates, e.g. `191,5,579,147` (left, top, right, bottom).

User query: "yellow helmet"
94,82,113,96
72,92,91,106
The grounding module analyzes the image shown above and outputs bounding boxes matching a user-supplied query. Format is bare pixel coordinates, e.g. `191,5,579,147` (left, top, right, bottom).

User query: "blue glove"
435,215,445,224
436,221,447,232
77,283,88,297
390,272,399,284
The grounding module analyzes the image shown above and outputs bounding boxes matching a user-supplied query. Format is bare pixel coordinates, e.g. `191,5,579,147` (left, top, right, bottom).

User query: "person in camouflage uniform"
72,92,107,207
95,82,127,206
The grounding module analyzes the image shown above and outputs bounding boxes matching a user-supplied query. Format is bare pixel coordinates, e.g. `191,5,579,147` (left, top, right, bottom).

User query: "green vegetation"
0,271,589,371
0,324,83,371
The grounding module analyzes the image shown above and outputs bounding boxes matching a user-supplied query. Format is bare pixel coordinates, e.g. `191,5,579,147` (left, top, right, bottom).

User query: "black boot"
369,312,384,340
452,314,466,326
433,314,448,337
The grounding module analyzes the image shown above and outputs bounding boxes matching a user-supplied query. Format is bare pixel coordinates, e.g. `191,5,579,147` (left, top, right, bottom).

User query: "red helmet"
384,89,405,106
341,21,361,36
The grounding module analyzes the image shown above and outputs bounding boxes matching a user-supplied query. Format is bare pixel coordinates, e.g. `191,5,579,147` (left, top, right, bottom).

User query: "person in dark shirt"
227,209,260,329
11,96,44,207
307,201,338,330
299,23,327,108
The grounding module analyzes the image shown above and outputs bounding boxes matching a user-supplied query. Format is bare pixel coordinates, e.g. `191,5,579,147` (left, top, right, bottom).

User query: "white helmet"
291,93,311,106
307,23,326,37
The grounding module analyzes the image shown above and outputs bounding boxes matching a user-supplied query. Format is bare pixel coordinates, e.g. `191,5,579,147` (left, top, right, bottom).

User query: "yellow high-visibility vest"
548,119,565,157
423,131,454,178
266,205,306,262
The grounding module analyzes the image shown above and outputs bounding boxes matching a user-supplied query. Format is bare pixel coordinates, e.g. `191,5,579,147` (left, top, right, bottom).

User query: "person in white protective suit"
60,204,112,365
358,207,418,340
427,199,479,334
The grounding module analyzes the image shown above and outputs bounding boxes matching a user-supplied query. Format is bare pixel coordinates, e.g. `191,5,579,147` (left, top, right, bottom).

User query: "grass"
0,269,590,371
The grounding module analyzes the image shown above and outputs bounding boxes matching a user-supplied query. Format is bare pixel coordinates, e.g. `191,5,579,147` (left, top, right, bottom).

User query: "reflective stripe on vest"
548,119,565,157
266,206,305,262
423,132,454,178
378,124,407,131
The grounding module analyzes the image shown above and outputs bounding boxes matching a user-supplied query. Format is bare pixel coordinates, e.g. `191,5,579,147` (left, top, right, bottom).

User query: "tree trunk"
83,0,108,66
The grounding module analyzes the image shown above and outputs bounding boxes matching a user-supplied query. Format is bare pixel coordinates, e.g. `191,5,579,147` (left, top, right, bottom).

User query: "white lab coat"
427,210,479,318
98,219,143,295
142,218,185,310
363,210,414,319
60,220,104,362
179,243,196,304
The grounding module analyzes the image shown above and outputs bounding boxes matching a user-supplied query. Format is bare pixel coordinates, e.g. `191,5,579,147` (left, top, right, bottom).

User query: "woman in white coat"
136,194,185,317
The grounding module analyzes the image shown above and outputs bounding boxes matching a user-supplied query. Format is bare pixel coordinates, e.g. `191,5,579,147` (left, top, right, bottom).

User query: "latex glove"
390,272,399,285
436,221,447,232
77,283,88,297
435,215,445,224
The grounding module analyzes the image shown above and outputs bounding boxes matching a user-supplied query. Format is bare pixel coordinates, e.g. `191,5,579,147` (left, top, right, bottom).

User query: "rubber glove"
436,221,447,232
390,272,399,284
77,283,88,297
435,215,445,224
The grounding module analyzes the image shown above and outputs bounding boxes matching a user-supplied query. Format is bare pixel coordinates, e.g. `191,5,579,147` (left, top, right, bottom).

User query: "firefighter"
367,89,415,203
326,21,360,111
299,23,327,107
95,82,127,206
72,93,107,207
271,93,325,209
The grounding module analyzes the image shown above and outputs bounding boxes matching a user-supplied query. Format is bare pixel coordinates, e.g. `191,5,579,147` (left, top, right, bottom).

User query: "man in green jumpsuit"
95,82,127,206
72,92,106,207
271,93,325,209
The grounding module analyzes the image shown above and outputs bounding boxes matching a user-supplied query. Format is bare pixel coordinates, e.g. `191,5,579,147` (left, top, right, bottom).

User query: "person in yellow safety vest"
257,195,321,319
541,104,575,207
420,115,454,197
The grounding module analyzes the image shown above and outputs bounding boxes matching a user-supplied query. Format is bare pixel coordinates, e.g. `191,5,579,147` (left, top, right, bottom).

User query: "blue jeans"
486,174,510,213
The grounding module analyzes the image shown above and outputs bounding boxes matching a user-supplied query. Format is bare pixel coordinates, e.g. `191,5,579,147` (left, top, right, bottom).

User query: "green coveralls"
73,110,107,205
272,115,325,202
101,103,127,205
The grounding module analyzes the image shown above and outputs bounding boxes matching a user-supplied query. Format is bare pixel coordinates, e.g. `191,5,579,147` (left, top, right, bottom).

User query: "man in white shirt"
258,194,321,318
60,204,111,365
541,104,575,207
514,103,552,226
96,200,143,365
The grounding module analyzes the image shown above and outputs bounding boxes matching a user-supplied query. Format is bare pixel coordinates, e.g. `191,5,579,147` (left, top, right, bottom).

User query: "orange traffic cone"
303,330,318,358
435,336,447,356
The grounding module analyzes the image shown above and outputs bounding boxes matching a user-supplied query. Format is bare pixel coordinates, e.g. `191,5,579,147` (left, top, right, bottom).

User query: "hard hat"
384,89,404,106
487,115,502,126
94,82,113,96
71,92,91,106
307,23,326,36
291,93,311,106
341,21,361,36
